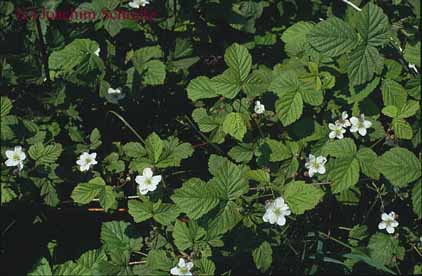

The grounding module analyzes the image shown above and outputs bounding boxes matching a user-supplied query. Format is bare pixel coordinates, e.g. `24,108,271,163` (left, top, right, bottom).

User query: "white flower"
94,47,100,56
328,123,346,139
263,197,291,226
170,258,193,276
129,0,150,8
378,211,399,234
304,154,327,177
106,87,125,104
76,152,98,172
135,168,161,195
5,146,26,170
335,111,351,128
350,114,372,136
254,100,265,114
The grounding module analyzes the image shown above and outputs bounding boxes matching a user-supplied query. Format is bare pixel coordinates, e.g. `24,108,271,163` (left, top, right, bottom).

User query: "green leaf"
412,180,422,218
307,17,358,57
355,3,389,47
357,147,380,180
376,147,421,187
404,41,420,67
281,21,314,56
187,76,218,101
392,118,413,140
242,69,272,97
284,181,324,214
382,106,398,118
228,143,254,163
0,97,12,117
265,139,292,162
322,138,357,158
224,43,252,82
154,137,193,168
100,221,141,252
132,46,163,70
252,241,273,272
209,157,249,200
71,177,116,211
49,39,103,79
381,79,407,109
123,142,146,158
397,100,419,118
275,89,303,126
128,199,179,225
211,69,241,99
222,112,247,141
145,132,163,163
146,250,173,272
143,60,166,85
207,200,242,237
328,157,360,193
76,249,107,274
246,169,270,183
347,44,383,85
171,178,220,219
368,233,405,266
196,258,216,276
28,257,52,276
173,220,206,251
28,143,63,164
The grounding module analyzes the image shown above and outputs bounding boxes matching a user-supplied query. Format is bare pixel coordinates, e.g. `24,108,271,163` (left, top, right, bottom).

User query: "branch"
341,0,362,11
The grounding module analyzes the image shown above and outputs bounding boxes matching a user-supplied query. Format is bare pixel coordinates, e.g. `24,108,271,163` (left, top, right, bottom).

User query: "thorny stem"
128,260,146,265
108,110,146,144
253,116,265,139
341,0,361,11
370,137,385,149
318,231,353,251
183,115,225,156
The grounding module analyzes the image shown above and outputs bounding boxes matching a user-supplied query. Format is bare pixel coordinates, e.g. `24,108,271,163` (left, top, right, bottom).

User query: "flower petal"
143,167,153,178
358,127,367,136
378,222,386,229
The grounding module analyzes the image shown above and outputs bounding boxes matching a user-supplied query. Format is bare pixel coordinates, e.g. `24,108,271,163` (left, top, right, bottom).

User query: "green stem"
184,115,225,156
108,110,145,144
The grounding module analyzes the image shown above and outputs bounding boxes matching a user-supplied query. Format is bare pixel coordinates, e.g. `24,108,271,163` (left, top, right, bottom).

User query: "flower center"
357,120,364,128
145,178,152,185
179,267,188,273
312,161,320,169
13,153,21,161
273,208,282,216
85,158,92,163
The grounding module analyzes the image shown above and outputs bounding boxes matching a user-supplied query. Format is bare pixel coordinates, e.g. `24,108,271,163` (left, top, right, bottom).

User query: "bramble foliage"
1,0,421,275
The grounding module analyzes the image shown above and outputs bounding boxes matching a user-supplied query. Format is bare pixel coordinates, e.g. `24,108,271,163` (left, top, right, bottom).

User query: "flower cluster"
263,196,291,226
329,112,372,139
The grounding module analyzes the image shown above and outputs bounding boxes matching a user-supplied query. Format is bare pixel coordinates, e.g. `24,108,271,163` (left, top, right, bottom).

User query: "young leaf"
252,241,273,272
